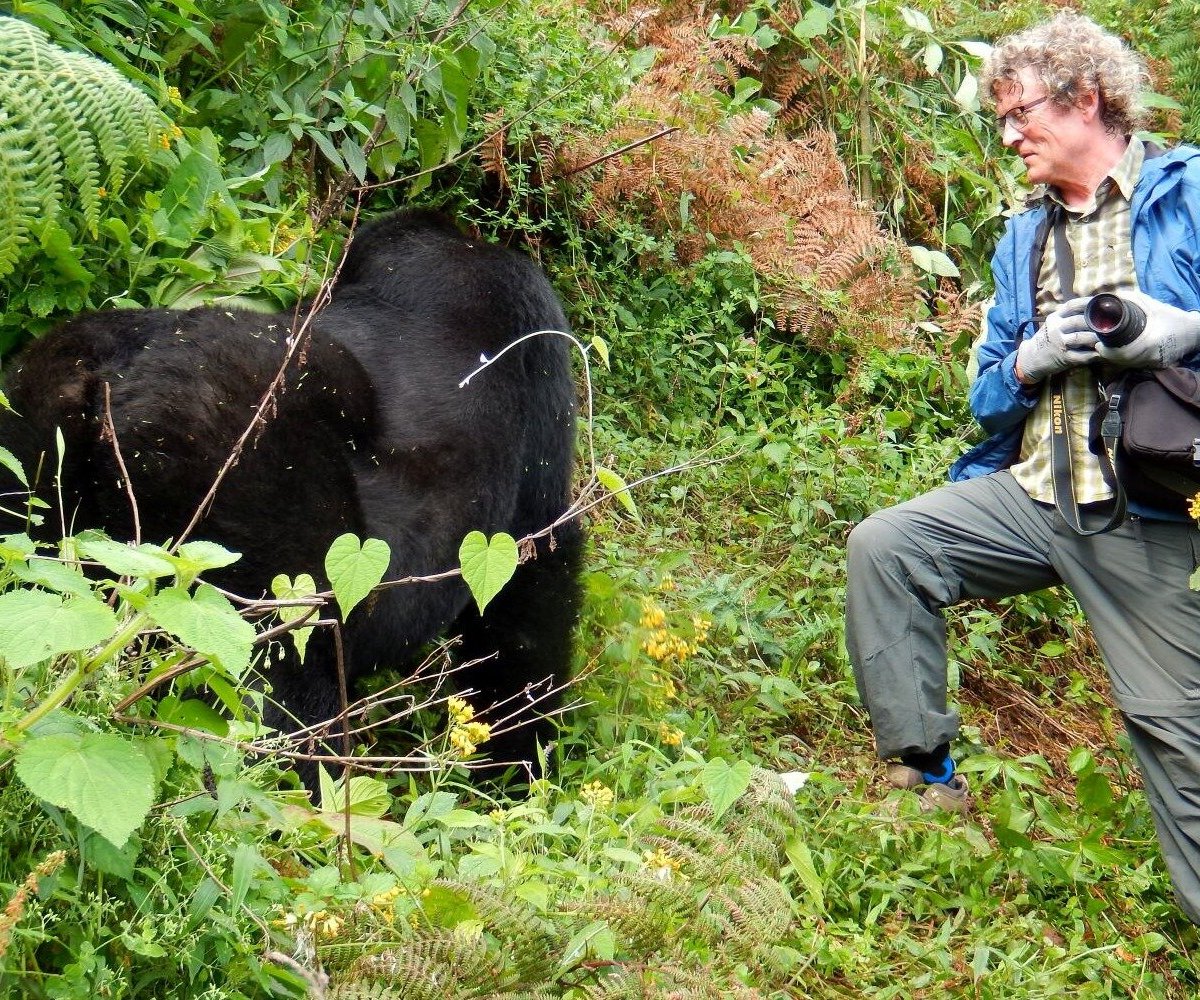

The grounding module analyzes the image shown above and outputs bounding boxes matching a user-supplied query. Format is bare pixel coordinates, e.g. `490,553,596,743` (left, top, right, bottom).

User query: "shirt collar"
1036,135,1145,215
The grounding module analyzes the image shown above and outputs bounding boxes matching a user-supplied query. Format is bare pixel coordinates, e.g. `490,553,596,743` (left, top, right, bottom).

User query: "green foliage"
459,530,519,615
0,15,162,280
1155,1,1200,141
702,0,1018,283
325,532,392,620
15,732,155,848
0,1,1194,997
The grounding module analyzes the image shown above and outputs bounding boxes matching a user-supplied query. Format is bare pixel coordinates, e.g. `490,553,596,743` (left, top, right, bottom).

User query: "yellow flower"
447,695,475,724
1189,491,1200,521
580,780,614,809
639,600,666,629
642,847,683,875
167,85,182,103
463,720,491,744
449,726,478,756
658,574,676,592
97,186,107,199
657,722,684,746
319,912,344,939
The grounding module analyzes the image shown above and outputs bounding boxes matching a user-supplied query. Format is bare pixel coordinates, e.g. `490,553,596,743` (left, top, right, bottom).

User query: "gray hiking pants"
845,470,1200,922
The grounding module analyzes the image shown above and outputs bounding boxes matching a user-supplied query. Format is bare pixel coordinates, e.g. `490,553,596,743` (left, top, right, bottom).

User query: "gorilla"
0,209,583,777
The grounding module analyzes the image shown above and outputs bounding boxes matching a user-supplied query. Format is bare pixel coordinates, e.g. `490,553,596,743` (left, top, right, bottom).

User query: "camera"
1084,293,1146,348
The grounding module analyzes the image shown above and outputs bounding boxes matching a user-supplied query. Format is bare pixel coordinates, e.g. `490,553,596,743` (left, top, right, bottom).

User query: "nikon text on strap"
1046,208,1127,535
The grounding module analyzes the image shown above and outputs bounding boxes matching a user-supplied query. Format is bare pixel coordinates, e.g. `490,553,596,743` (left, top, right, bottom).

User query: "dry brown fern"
555,4,922,351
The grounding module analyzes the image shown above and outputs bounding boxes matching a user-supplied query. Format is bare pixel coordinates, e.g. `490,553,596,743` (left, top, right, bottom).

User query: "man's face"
994,66,1093,189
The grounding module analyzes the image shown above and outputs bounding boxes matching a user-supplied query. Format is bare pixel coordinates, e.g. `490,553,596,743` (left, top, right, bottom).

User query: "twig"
559,125,680,177
100,382,141,545
332,622,356,879
171,195,365,552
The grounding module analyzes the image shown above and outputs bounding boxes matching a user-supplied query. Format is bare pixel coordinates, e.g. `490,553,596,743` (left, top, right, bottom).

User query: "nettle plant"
0,484,524,856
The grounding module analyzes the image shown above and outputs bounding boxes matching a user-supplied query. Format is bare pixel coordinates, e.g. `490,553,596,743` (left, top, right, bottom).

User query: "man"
845,11,1200,921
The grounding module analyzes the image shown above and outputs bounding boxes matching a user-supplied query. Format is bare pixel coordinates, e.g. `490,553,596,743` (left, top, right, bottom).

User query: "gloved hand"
1015,297,1099,384
1093,289,1200,368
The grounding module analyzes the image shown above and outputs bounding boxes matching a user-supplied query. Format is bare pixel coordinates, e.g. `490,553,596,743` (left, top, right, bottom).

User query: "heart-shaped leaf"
325,533,391,619
459,531,518,614
701,757,754,821
271,572,318,658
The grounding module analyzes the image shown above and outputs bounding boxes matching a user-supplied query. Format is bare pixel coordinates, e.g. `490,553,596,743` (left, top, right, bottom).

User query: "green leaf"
597,466,639,520
784,834,824,913
261,132,292,166
11,559,95,597
590,335,610,369
325,533,391,619
0,533,36,565
792,3,834,40
230,842,263,913
77,535,177,580
155,696,229,737
158,132,226,242
318,770,391,818
700,757,753,821
0,445,28,487
15,732,155,848
340,136,368,182
146,585,255,678
1076,770,1114,816
173,540,242,574
0,590,118,669
458,531,518,614
271,572,318,659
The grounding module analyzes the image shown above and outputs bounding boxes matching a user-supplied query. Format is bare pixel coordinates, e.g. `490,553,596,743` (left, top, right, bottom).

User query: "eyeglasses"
996,94,1052,132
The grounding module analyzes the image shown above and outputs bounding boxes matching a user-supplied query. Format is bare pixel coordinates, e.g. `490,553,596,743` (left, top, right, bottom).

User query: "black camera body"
1084,293,1146,348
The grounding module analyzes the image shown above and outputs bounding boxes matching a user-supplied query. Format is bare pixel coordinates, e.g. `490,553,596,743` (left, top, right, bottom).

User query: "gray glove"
1015,297,1099,384
1093,289,1200,368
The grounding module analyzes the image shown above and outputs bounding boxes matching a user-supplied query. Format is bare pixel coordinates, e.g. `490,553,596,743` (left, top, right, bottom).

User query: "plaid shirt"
1009,137,1145,504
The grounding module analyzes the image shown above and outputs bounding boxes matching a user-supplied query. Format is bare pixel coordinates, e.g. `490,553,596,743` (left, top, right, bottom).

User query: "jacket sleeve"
967,221,1041,434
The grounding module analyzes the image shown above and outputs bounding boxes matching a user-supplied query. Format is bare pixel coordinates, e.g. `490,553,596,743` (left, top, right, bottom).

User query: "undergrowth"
2,0,1200,997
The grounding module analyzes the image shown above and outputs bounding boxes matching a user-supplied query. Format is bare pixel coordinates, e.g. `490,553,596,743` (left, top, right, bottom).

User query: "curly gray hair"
979,11,1148,135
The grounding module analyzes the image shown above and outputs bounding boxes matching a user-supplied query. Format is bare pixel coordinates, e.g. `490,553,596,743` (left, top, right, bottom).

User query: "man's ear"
1076,87,1101,120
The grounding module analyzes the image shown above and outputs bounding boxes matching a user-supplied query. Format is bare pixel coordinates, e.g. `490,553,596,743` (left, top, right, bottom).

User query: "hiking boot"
886,764,971,814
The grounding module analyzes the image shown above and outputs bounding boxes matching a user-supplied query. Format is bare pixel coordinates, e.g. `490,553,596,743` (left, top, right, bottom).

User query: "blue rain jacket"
949,144,1200,515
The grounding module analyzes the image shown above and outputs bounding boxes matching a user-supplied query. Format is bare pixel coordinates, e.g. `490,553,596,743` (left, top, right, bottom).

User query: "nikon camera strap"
1047,209,1127,535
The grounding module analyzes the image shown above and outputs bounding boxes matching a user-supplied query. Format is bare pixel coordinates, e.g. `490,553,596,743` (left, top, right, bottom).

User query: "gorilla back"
0,209,583,777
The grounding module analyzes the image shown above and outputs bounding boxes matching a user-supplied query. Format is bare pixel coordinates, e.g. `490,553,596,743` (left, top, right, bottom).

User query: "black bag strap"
1046,208,1127,534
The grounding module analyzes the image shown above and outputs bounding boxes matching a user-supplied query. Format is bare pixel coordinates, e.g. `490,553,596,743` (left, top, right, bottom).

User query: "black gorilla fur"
0,209,583,775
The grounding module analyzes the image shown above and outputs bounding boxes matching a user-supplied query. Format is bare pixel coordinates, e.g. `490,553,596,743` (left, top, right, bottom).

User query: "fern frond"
329,983,407,1000
0,15,164,276
438,880,567,984
345,929,503,999
0,108,43,279
701,876,794,963
1159,3,1200,140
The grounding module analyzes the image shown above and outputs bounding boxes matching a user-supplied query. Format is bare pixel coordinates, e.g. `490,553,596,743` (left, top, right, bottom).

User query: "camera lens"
1085,294,1125,334
1084,293,1145,348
